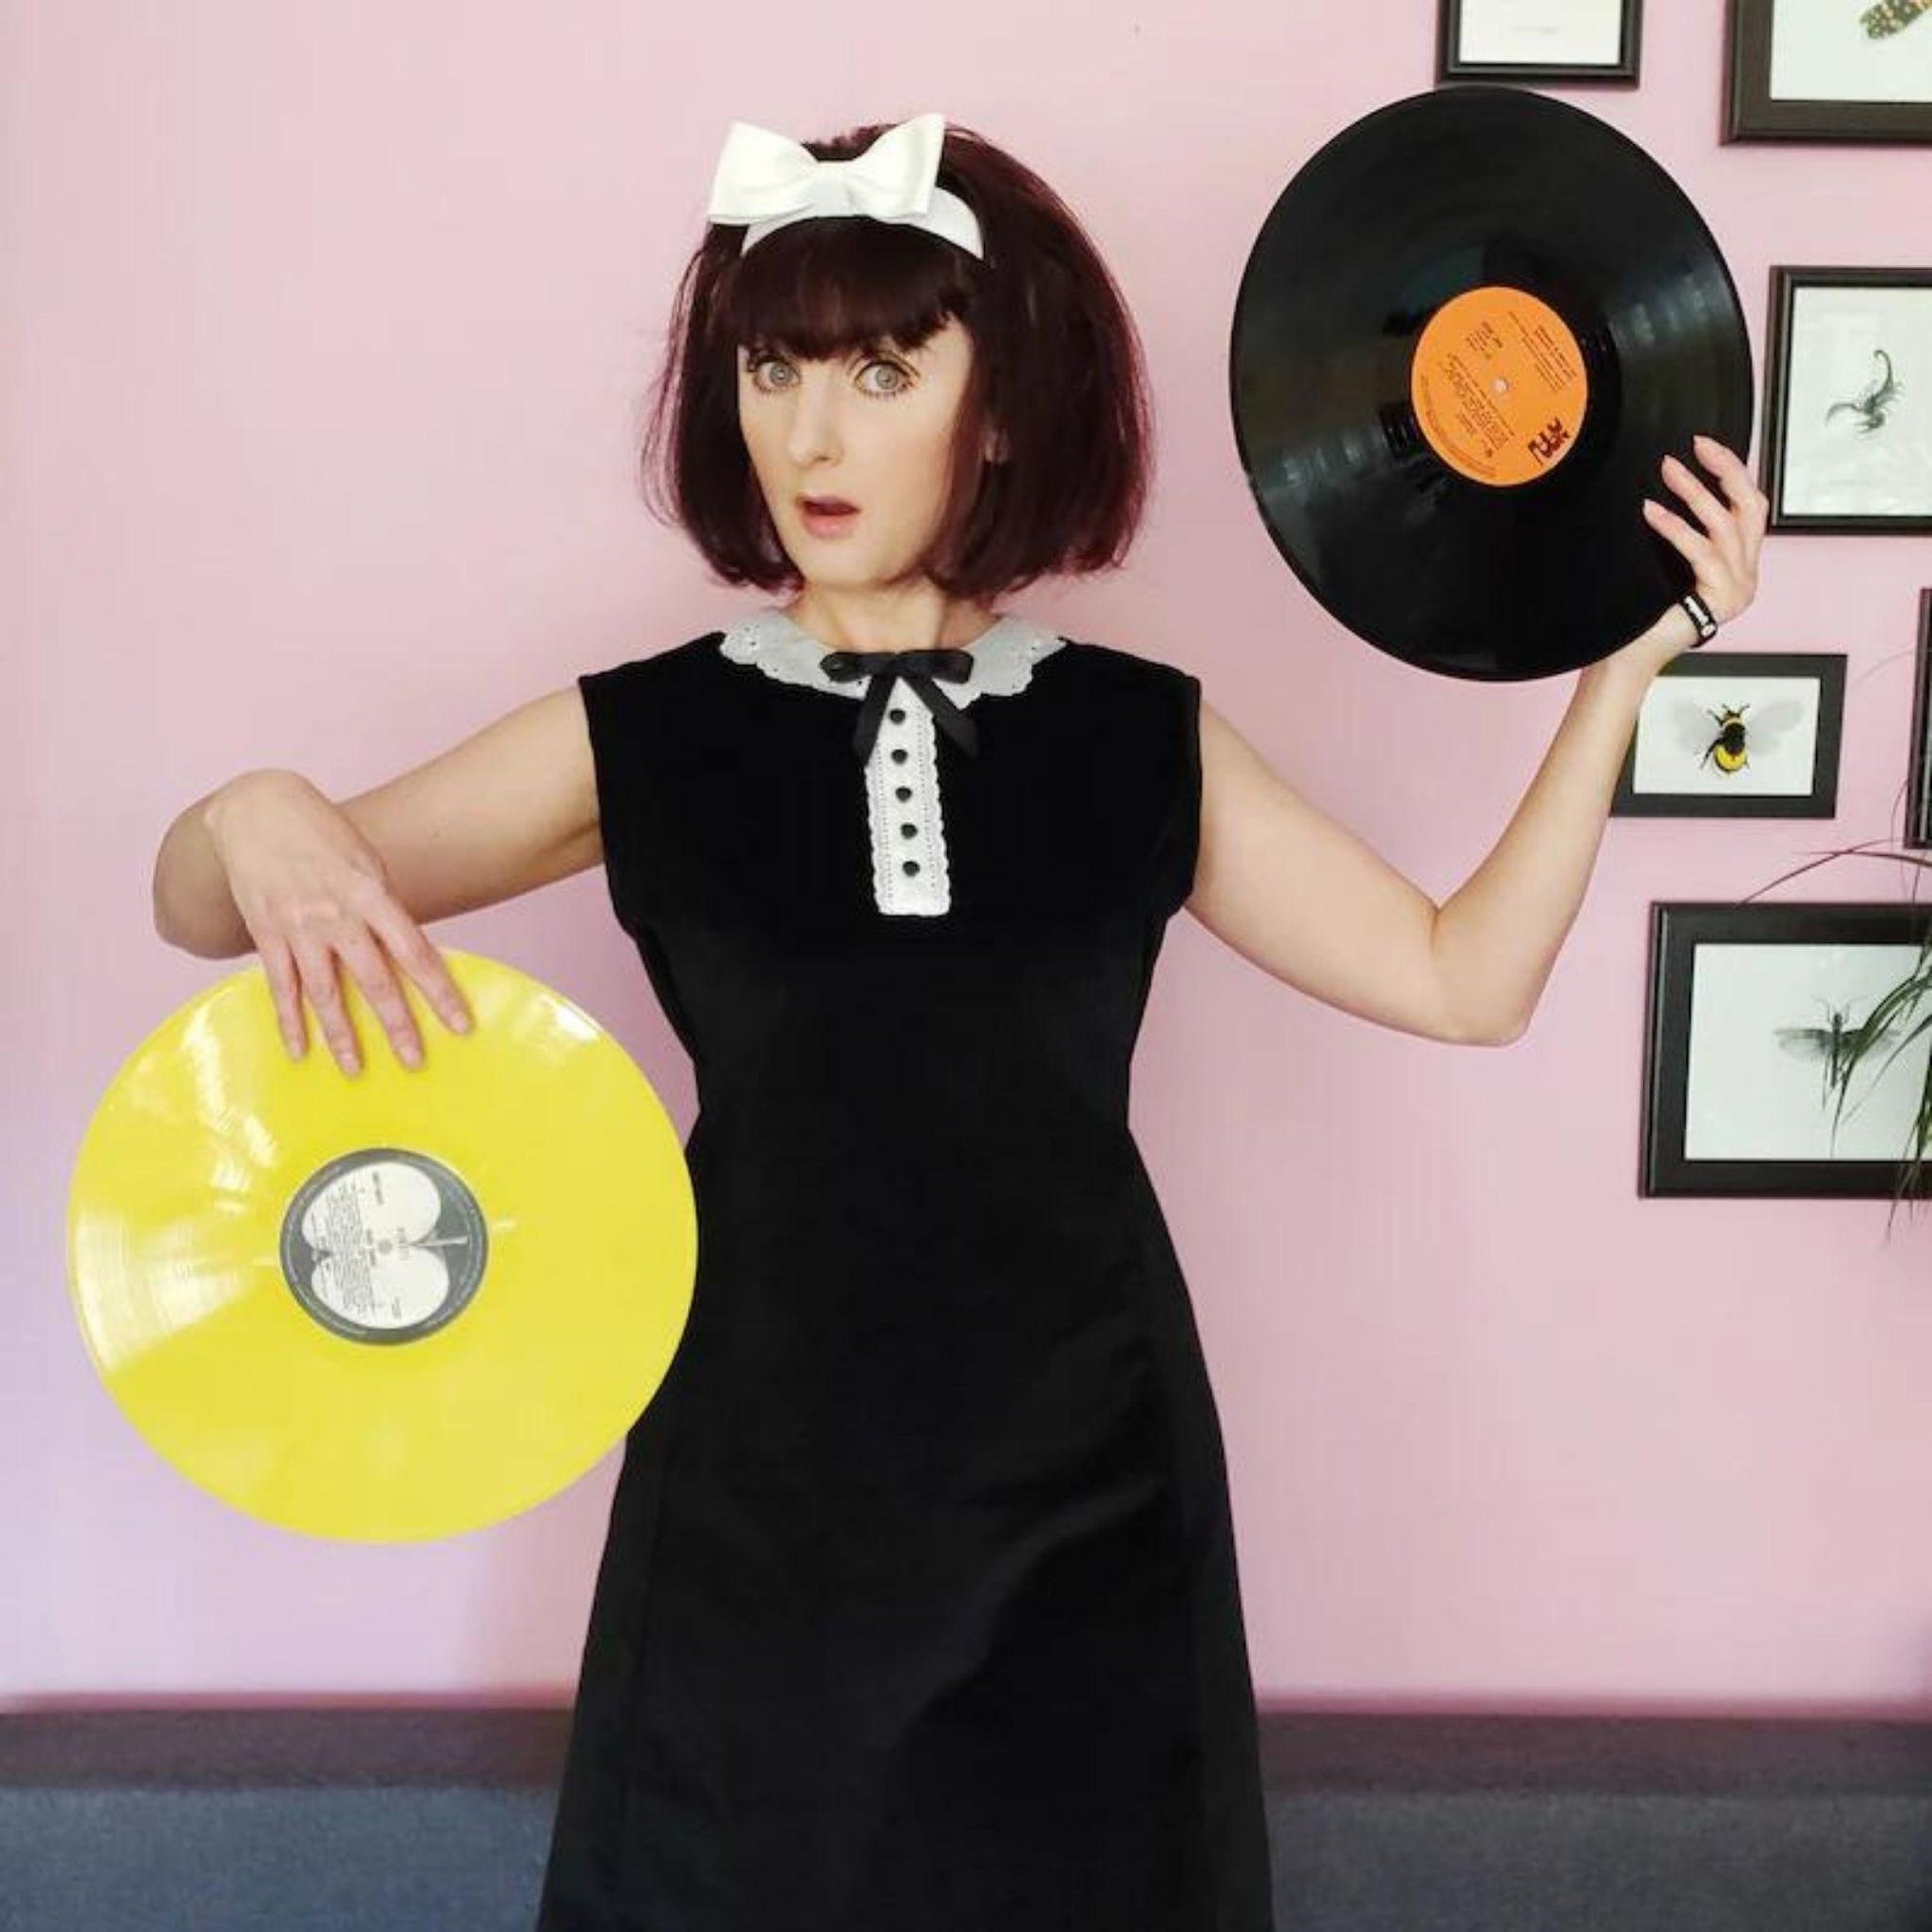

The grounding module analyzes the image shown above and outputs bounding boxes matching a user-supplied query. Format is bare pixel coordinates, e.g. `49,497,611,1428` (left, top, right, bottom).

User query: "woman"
152,112,1764,1931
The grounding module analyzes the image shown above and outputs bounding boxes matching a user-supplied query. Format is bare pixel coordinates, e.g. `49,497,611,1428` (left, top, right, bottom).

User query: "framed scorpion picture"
1641,900,1932,1198
1437,0,1642,82
1610,650,1846,818
1725,0,1932,142
1760,266,1932,532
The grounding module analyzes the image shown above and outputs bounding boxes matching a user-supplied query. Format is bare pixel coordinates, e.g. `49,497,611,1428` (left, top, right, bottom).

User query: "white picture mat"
1779,283,1932,518
1769,0,1932,104
1683,940,1931,1160
1455,0,1626,63
1631,675,1821,795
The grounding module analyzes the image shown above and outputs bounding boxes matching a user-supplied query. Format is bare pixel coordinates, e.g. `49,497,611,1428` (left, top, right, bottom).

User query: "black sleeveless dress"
536,606,1274,1931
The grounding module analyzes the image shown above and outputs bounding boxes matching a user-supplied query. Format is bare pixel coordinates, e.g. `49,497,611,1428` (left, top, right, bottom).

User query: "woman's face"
737,314,995,590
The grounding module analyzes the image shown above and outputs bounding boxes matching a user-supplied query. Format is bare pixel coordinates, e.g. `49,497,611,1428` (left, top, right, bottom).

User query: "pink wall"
11,2,1932,1712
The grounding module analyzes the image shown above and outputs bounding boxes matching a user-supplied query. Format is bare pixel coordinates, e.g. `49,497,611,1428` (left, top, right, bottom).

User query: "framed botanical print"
1641,900,1932,1198
1611,650,1846,818
1438,0,1642,81
1725,0,1932,142
1760,266,1932,532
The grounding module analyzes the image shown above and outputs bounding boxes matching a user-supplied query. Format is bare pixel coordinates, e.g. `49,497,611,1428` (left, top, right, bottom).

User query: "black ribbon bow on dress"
820,647,979,765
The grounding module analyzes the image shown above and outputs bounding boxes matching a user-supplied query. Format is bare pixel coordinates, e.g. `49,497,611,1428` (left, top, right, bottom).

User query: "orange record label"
1410,285,1587,486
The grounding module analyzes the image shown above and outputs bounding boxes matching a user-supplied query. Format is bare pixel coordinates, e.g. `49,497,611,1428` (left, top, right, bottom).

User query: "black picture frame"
1759,265,1932,534
1725,0,1932,144
1611,650,1846,818
1437,0,1642,81
1641,900,1932,1197
1906,588,1932,848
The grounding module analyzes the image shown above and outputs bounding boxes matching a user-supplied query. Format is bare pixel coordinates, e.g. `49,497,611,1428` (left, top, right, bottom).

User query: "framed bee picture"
1641,900,1932,1199
1908,588,1932,847
1437,0,1642,81
1725,0,1932,142
1761,266,1932,531
1610,650,1846,818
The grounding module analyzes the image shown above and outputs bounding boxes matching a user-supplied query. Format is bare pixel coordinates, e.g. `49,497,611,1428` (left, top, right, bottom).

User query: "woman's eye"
745,355,911,398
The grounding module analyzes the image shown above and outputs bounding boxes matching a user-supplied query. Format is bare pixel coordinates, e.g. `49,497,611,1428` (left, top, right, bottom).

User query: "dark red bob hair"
637,117,1155,604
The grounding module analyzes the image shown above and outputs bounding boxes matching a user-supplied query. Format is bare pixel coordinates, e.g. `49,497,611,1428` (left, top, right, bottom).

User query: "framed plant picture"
1641,900,1932,1202
1438,0,1642,81
1611,650,1846,818
1725,0,1932,142
1907,587,1932,847
1760,266,1932,532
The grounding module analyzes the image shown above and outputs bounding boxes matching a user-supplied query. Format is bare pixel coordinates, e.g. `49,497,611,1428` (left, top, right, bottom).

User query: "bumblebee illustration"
1702,703,1750,773
1668,692,1806,776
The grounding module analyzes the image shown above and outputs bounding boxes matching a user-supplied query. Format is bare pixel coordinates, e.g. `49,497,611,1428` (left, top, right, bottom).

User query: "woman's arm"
1184,691,1535,1047
154,686,604,959
1183,434,1768,1046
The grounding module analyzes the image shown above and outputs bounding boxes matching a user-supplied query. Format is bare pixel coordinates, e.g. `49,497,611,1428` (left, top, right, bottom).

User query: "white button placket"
866,681,950,914
717,609,1065,918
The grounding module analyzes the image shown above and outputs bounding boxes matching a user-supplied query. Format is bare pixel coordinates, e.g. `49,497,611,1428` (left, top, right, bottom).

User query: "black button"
894,785,911,801
890,749,907,763
900,823,916,837
888,707,905,723
902,860,920,876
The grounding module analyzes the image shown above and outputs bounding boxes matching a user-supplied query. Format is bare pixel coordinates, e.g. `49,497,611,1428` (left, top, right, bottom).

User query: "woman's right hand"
203,770,475,1075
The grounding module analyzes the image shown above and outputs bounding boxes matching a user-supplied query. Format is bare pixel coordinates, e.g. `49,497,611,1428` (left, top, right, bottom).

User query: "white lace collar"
717,606,1065,702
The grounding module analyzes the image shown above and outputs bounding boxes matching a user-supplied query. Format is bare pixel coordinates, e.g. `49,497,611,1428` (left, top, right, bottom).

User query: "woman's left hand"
1603,433,1769,682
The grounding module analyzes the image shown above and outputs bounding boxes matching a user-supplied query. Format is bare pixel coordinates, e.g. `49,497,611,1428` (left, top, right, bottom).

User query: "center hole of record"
279,1148,488,1344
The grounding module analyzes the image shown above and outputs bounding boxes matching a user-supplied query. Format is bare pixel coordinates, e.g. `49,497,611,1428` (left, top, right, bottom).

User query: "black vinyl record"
1229,84,1754,681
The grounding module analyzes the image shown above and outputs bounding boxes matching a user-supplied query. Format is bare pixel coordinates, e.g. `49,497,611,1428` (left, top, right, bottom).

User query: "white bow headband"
704,111,984,260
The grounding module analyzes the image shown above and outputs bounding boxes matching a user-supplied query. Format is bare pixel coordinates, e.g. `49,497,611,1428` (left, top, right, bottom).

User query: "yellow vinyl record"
66,948,696,1543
